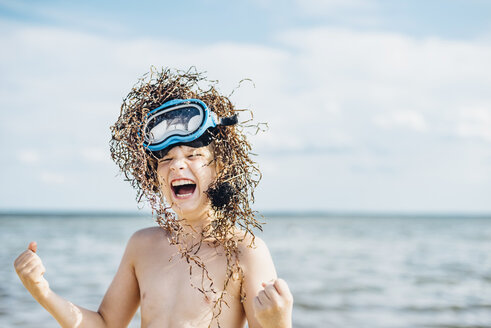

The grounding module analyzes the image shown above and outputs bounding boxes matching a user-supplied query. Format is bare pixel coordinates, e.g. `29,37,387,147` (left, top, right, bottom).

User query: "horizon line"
1,209,490,219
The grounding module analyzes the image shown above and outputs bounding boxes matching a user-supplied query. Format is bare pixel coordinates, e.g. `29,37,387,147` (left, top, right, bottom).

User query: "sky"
0,0,490,214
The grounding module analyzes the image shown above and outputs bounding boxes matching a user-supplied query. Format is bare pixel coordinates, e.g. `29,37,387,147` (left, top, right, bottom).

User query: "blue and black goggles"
142,99,237,156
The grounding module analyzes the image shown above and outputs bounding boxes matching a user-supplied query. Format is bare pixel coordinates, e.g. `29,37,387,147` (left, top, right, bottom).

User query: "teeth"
171,179,195,187
175,192,193,198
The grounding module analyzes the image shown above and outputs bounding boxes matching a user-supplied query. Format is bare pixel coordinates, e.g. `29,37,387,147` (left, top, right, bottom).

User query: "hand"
253,278,293,328
14,242,50,300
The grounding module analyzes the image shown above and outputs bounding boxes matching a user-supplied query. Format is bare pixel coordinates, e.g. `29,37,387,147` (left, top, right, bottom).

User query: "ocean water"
1,214,491,328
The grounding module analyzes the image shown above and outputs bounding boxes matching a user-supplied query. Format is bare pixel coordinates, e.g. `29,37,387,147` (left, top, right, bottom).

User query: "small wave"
295,301,327,311
401,304,489,313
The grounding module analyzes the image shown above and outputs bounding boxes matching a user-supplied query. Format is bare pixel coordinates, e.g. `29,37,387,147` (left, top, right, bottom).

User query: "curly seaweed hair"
109,67,263,325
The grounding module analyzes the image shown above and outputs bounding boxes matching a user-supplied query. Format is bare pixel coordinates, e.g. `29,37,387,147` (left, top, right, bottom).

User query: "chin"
172,199,209,219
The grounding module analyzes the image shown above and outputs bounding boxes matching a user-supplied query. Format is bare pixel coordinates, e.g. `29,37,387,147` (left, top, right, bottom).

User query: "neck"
176,207,215,238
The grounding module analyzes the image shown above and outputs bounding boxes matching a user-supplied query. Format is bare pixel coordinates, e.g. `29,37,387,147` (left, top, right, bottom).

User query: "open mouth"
171,179,197,198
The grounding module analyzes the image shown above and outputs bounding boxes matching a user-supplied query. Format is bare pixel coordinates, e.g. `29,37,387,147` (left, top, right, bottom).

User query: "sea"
1,213,490,328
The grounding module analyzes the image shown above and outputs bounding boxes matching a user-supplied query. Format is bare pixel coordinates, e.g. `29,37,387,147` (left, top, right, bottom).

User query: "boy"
14,68,293,327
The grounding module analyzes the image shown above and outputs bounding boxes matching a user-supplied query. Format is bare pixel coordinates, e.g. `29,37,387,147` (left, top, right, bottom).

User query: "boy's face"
156,145,217,219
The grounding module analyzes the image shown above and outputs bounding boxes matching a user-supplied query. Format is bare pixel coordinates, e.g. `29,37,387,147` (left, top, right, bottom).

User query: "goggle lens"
144,104,204,144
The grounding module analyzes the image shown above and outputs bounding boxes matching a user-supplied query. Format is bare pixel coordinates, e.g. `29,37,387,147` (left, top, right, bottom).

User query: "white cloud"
81,147,109,163
17,149,40,164
373,110,428,131
276,27,491,140
294,0,376,15
456,107,491,142
39,171,67,185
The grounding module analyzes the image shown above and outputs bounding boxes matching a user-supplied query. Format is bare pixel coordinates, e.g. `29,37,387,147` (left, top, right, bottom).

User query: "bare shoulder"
129,226,164,242
236,233,276,276
237,233,268,256
126,226,171,254
131,226,167,240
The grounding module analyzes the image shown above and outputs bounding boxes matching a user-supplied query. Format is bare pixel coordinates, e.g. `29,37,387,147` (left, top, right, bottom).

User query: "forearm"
35,288,106,328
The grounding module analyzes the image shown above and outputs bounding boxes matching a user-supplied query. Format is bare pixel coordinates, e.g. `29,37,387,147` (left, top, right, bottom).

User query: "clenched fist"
253,278,293,328
14,242,50,300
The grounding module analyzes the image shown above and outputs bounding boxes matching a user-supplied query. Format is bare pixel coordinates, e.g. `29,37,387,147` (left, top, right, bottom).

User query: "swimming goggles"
142,99,236,152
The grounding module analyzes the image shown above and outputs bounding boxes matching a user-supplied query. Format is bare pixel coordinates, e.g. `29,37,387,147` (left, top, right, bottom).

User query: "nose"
169,157,186,171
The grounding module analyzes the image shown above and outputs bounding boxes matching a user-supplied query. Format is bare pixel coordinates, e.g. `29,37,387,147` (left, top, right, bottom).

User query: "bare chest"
135,244,244,328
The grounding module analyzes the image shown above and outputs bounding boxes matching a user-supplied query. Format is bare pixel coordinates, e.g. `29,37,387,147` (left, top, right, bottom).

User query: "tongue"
176,184,196,195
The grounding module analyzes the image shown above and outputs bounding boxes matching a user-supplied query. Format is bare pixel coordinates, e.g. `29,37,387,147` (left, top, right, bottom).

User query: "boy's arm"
240,237,293,328
96,230,141,326
14,233,141,328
